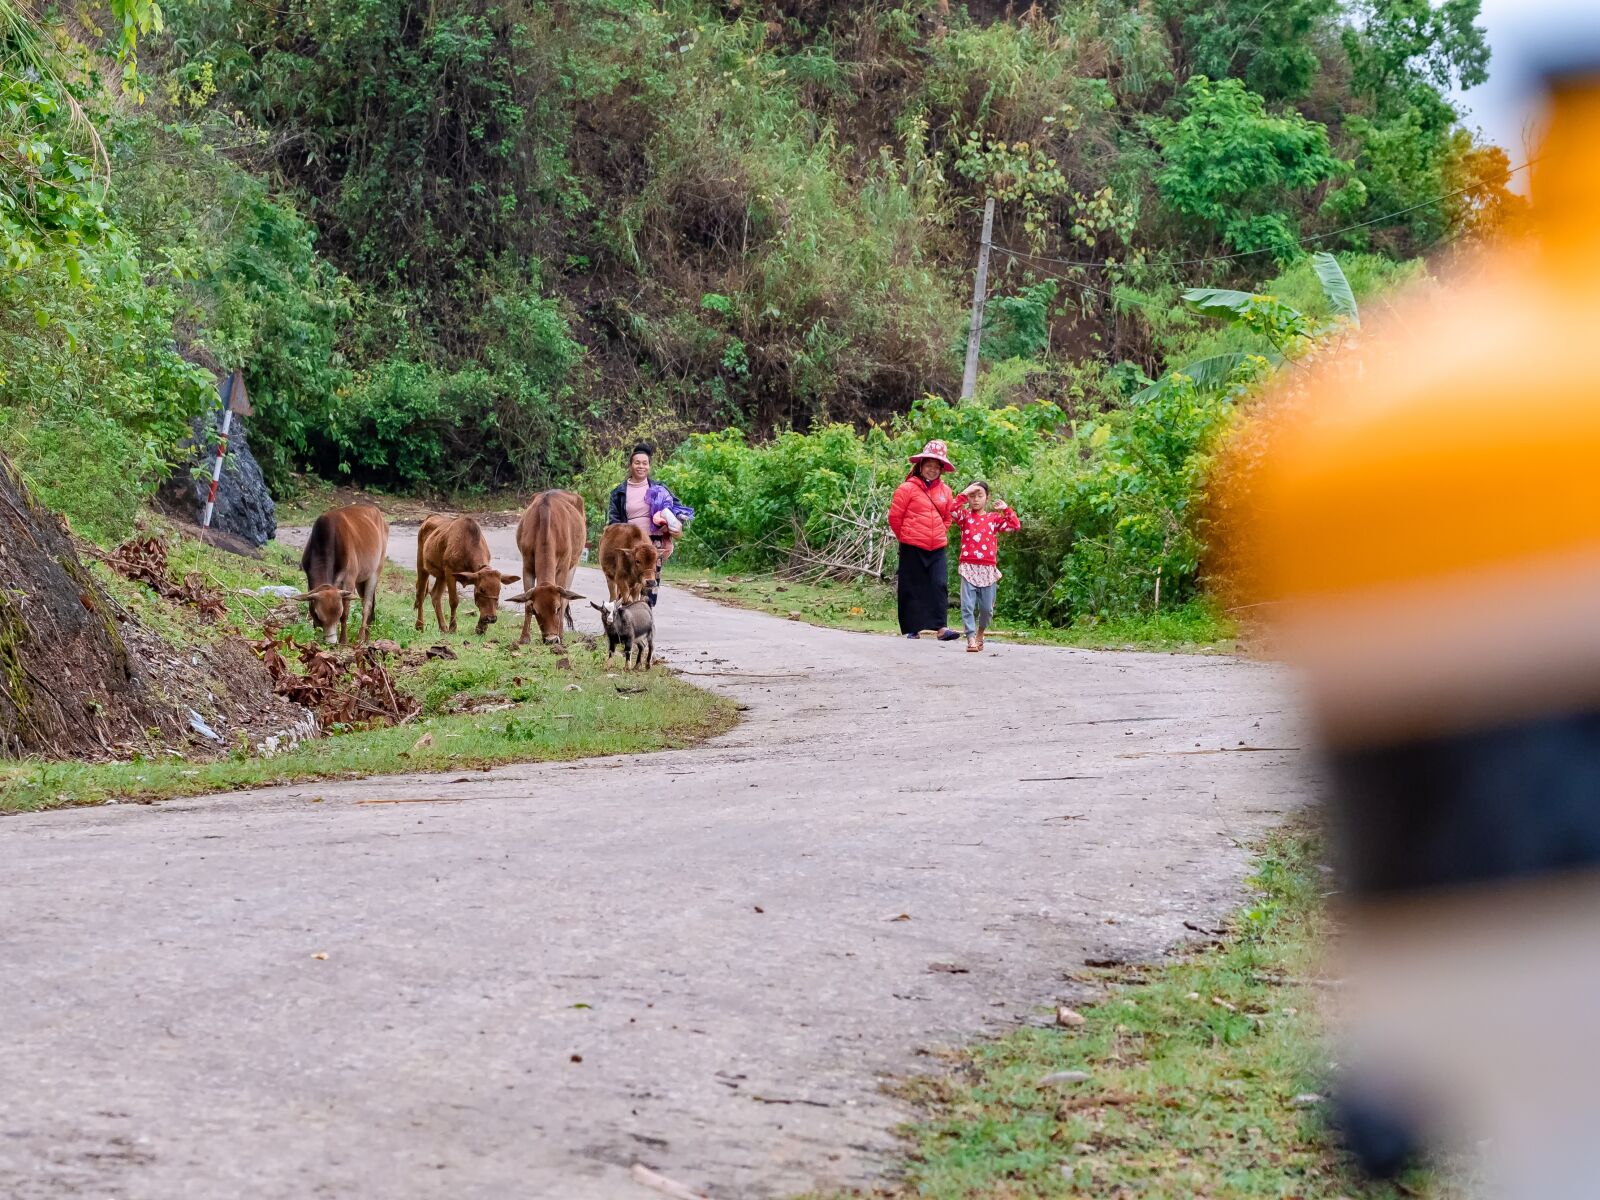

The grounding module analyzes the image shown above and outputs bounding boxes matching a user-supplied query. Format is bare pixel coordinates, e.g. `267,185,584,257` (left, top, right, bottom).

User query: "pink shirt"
625,481,653,536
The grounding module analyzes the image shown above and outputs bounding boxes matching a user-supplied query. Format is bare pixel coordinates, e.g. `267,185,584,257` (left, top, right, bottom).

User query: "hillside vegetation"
2,0,1515,626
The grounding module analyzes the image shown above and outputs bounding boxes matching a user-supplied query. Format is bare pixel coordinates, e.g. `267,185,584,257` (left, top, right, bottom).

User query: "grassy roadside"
1,524,734,814
815,828,1444,1200
672,565,1235,654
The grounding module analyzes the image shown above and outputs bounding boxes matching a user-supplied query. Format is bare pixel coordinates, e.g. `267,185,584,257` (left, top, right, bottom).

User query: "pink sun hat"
908,438,955,472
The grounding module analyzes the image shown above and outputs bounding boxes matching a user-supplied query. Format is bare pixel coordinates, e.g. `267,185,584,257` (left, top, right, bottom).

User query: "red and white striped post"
201,408,233,529
202,369,250,529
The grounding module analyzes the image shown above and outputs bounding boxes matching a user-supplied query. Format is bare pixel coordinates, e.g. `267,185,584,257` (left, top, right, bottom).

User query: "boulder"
172,409,277,548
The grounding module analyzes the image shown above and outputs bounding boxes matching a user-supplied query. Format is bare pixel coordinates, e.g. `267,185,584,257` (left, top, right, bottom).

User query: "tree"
1343,0,1490,119
1156,0,1340,101
1155,77,1341,261
1335,1,1494,253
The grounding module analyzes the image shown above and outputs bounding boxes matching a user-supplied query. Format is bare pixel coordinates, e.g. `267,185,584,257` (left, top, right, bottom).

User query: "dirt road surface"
2,521,1306,1199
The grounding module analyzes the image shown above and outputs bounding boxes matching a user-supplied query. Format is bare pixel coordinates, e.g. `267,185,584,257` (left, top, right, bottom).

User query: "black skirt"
896,542,948,635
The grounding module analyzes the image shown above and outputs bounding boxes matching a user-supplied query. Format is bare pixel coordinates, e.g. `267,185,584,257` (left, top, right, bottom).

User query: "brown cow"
413,514,519,636
297,502,388,644
598,523,659,606
505,490,587,644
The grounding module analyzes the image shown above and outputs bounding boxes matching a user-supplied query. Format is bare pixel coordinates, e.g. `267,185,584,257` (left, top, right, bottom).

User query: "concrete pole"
960,196,996,402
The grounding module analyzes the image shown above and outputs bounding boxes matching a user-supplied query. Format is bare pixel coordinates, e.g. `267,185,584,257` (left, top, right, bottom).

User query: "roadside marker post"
201,369,251,529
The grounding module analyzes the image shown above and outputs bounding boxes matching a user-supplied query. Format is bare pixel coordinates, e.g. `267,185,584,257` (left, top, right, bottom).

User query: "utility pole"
960,196,996,402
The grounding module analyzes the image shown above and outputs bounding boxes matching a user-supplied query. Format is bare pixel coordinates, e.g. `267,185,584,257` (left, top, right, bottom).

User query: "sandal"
936,628,961,642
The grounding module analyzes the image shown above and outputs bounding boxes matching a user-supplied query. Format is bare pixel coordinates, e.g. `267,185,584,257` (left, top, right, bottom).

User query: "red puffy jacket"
888,473,955,551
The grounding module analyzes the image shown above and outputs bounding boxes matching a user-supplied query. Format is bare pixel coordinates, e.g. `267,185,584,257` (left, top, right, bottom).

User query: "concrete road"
1,521,1306,1199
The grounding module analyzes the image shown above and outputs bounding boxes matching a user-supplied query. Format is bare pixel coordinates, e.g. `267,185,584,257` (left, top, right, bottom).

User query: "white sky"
1449,0,1600,175
1450,0,1542,164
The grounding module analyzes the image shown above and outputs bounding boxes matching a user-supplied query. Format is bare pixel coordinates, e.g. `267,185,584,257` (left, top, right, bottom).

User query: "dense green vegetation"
2,0,1514,610
656,251,1395,626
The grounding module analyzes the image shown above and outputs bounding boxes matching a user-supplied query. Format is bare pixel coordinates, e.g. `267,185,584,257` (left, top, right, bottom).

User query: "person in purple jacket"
605,442,694,608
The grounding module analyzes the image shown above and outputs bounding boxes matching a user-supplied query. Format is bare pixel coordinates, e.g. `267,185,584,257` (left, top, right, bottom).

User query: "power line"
989,156,1538,273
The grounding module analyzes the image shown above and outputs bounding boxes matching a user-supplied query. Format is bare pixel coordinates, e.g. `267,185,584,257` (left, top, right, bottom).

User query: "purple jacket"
606,480,694,531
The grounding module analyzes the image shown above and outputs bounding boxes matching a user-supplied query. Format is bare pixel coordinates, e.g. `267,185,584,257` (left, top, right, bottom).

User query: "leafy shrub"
660,423,890,570
662,378,1238,625
329,335,583,494
980,280,1059,363
1035,376,1234,619
206,191,353,492
0,72,213,539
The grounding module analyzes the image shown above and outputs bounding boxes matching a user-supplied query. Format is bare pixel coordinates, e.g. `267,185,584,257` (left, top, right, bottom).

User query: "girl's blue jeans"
959,577,996,637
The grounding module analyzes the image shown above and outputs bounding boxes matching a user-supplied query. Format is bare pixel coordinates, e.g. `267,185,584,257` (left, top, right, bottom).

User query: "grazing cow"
598,523,659,606
505,490,587,644
591,599,654,671
414,514,519,636
298,502,388,644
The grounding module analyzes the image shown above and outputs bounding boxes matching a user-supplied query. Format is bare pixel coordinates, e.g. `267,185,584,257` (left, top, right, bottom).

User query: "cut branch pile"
254,632,418,728
783,485,891,583
107,536,227,621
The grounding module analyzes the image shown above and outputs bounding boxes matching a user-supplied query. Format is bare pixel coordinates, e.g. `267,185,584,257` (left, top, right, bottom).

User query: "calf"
504,489,587,644
298,502,389,644
598,523,659,606
414,514,519,636
591,599,654,671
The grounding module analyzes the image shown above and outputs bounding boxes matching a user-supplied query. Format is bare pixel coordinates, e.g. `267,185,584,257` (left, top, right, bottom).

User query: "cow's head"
460,568,520,635
296,584,358,643
633,542,660,584
509,584,585,643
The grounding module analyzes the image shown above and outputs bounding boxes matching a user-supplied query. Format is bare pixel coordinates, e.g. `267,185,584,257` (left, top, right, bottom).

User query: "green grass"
2,521,734,813
673,565,1235,653
814,828,1449,1199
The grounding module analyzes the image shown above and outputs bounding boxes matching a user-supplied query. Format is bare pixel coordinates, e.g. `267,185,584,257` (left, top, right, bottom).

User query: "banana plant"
1132,252,1358,403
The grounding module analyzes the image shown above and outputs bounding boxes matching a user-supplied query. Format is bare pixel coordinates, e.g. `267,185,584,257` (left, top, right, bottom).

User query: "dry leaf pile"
254,632,418,727
107,536,227,621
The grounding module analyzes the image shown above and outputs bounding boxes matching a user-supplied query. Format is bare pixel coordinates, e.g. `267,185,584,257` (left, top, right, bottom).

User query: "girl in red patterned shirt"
949,481,1021,652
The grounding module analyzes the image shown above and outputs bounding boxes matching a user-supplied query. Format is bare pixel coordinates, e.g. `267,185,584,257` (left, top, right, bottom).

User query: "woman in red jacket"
887,439,962,640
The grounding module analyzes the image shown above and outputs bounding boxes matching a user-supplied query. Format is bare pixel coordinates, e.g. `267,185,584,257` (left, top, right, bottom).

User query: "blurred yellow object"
1224,38,1600,1194
1237,79,1600,746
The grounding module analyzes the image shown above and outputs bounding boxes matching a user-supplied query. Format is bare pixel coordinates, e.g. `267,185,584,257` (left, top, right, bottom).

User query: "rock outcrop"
0,453,181,757
166,408,277,548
